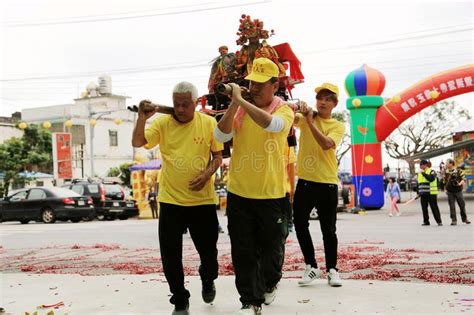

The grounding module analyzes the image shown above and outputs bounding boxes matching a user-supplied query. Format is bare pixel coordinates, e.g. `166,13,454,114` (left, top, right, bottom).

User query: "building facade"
0,114,22,144
22,92,150,180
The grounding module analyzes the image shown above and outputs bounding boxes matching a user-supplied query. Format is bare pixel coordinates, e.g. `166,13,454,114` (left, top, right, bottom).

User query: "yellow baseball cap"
314,83,339,98
245,58,279,83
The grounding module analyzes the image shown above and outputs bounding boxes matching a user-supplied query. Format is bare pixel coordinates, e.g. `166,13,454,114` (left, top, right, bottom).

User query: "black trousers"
149,201,158,218
158,202,219,306
227,192,288,306
447,191,467,222
420,194,442,224
293,179,338,271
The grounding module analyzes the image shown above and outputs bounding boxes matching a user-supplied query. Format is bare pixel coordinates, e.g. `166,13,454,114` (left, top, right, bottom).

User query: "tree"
118,163,133,186
106,163,133,186
384,100,471,175
107,167,121,177
333,111,351,167
0,137,28,197
0,125,52,197
22,125,53,173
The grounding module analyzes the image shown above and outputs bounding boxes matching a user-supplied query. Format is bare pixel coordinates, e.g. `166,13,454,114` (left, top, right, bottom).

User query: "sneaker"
389,213,393,217
172,301,189,315
396,212,401,217
263,286,277,305
437,222,443,226
327,268,342,287
202,280,216,304
463,219,471,224
237,304,262,315
298,264,322,286
421,222,430,226
451,221,457,226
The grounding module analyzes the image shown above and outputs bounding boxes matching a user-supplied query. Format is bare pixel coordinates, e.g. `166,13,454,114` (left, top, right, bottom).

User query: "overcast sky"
1,0,472,169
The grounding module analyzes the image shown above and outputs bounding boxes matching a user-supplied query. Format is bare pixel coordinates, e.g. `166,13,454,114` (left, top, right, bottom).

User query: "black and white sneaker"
298,264,322,286
327,268,342,287
263,286,278,305
237,304,262,314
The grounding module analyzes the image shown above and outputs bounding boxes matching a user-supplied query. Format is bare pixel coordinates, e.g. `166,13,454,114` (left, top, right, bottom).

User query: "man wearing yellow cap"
215,57,294,314
293,83,345,288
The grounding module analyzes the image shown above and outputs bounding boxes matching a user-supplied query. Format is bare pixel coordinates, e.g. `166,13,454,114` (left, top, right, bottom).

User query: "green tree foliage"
119,163,133,186
22,125,53,172
107,167,121,177
0,124,52,197
105,163,133,186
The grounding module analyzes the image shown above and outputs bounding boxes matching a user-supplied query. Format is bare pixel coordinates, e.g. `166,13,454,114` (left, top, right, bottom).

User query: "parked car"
338,172,353,185
0,187,94,224
63,182,138,220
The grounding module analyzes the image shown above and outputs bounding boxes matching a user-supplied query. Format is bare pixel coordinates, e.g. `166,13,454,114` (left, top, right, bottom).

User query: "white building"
21,77,150,179
0,114,23,144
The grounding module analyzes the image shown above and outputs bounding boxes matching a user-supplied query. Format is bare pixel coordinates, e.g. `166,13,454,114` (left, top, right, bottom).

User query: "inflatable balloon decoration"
346,64,474,209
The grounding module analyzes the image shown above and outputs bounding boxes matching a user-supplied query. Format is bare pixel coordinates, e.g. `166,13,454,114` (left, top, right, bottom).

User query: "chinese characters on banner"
400,75,473,113
375,65,474,142
52,132,73,179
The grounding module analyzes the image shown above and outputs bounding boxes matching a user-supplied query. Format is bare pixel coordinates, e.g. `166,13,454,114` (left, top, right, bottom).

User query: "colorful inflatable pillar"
345,65,386,209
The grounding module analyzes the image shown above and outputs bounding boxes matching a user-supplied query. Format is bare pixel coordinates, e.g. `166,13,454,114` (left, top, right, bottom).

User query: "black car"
0,187,94,224
63,182,138,220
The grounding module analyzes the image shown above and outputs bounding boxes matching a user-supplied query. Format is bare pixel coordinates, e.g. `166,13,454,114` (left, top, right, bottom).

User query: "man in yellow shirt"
215,58,294,314
293,83,345,288
132,82,223,315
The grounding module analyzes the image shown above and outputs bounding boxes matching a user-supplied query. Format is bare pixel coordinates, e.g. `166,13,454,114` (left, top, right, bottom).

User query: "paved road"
0,191,473,314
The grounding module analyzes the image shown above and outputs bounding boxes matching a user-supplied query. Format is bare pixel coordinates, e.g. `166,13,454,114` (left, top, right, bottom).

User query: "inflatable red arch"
375,64,474,141
346,64,473,209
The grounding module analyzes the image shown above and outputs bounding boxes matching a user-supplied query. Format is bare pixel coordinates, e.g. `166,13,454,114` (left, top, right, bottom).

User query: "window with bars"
109,130,118,147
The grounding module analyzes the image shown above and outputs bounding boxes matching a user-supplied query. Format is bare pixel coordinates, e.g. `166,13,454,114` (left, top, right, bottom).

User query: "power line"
299,39,472,56
380,23,472,37
0,61,210,82
1,37,467,83
301,28,473,54
2,2,216,24
4,59,469,101
2,1,269,27
304,60,472,78
1,34,470,82
2,50,471,89
303,52,472,70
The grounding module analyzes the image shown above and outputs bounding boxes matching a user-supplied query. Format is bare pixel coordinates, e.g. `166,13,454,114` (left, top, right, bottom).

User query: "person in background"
148,186,158,219
417,159,442,226
444,158,470,225
386,177,401,217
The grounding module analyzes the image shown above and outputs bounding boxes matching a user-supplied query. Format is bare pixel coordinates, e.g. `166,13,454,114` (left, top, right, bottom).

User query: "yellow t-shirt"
228,104,294,199
295,113,345,185
285,146,297,193
144,113,223,206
